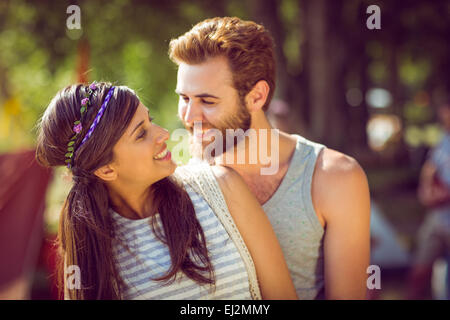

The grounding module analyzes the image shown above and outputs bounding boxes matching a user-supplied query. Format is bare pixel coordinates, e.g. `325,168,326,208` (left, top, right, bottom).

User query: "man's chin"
188,139,223,164
189,136,207,159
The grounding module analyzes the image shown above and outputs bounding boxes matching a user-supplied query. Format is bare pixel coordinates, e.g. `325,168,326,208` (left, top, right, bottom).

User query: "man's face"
175,56,251,158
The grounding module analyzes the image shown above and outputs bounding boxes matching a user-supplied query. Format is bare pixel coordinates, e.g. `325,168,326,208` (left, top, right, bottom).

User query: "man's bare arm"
313,149,371,299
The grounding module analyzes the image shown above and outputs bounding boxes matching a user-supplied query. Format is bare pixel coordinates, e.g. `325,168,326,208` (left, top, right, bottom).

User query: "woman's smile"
153,146,171,161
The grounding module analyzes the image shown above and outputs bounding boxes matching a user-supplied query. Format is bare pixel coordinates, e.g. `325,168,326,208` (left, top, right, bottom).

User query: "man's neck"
218,116,298,204
219,114,275,173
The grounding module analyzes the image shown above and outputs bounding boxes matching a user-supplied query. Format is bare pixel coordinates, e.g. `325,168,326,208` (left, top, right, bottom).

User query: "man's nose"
183,101,203,127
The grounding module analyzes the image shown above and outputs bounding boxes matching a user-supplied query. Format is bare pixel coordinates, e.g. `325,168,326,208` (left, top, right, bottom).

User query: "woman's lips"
153,146,170,160
157,150,171,161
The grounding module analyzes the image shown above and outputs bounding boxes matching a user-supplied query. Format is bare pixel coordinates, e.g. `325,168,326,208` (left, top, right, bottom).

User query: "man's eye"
202,100,214,105
182,96,189,102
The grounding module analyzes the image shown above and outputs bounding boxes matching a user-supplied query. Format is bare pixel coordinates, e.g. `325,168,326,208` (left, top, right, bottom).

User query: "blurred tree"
0,0,448,169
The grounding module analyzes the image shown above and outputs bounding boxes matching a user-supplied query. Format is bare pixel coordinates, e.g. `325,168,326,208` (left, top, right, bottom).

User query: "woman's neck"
108,183,155,220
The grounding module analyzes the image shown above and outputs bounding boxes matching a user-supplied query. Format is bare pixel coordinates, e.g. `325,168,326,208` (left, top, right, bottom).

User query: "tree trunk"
248,0,307,135
304,0,327,142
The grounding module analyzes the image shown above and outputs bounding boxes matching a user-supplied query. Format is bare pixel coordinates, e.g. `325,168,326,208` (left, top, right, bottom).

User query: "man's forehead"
176,58,233,94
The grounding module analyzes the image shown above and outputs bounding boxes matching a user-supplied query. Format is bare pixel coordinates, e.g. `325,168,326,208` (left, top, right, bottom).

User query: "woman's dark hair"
36,82,214,299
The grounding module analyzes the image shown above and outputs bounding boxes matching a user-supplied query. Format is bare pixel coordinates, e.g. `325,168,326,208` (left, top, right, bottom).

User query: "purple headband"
65,83,116,168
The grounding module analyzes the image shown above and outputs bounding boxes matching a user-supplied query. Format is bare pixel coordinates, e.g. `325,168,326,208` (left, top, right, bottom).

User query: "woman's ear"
94,164,117,182
245,80,270,113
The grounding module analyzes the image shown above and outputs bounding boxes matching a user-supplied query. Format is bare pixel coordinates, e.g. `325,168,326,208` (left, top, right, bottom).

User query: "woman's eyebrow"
130,120,145,137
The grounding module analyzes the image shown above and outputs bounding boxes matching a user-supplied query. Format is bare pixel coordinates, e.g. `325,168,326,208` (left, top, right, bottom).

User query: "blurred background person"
408,101,450,299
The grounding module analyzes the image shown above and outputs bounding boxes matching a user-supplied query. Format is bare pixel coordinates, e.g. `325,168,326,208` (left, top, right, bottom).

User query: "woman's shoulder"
173,163,225,208
174,162,210,180
173,163,254,211
173,163,236,189
210,165,239,184
209,166,255,205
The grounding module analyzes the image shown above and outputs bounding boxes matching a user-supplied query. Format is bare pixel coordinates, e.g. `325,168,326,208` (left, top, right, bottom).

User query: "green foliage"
279,0,302,75
403,101,433,124
399,56,431,89
368,60,388,84
404,124,443,148
0,0,222,153
0,0,448,157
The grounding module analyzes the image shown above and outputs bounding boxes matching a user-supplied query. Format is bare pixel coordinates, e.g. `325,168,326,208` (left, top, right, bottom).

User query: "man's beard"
186,100,252,162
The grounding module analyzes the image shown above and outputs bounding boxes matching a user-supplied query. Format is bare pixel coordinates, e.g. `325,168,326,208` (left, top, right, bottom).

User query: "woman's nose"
155,125,170,144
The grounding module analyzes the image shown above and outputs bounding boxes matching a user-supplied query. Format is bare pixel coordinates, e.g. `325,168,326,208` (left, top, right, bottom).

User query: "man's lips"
192,128,216,141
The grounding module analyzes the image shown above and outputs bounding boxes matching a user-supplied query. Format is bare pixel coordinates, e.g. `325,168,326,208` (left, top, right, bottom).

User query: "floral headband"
65,82,116,168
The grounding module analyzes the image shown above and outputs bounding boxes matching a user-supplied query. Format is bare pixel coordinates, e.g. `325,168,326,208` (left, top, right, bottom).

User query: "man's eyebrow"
195,93,219,99
130,120,145,137
175,90,219,99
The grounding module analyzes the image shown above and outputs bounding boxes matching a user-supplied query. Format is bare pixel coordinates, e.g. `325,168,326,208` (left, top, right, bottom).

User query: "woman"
36,82,296,300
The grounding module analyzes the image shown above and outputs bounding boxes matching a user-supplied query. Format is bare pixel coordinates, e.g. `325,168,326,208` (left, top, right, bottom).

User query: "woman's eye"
137,129,147,140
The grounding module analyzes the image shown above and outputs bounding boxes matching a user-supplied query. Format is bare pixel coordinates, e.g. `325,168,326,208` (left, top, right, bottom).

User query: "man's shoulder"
312,148,369,221
314,148,361,178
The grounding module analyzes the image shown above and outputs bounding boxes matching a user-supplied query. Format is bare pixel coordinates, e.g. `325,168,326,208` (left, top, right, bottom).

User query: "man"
169,17,371,299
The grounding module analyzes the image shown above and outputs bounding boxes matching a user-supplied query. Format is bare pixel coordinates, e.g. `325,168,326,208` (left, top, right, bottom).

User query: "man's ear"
245,80,270,113
94,164,117,182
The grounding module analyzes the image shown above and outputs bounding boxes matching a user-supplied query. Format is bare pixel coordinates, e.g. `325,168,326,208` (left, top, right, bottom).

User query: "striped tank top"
110,183,251,300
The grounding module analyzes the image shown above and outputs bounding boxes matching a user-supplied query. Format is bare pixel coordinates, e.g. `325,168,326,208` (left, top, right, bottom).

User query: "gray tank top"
262,134,326,299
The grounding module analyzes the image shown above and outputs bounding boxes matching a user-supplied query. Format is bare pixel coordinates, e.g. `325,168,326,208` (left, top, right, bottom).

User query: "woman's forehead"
116,103,149,143
129,103,149,125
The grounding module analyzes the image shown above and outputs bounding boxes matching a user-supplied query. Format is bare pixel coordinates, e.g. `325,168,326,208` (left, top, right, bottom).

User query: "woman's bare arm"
211,166,298,300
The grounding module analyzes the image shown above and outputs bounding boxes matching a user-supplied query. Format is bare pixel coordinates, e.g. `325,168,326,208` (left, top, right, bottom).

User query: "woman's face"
110,102,175,188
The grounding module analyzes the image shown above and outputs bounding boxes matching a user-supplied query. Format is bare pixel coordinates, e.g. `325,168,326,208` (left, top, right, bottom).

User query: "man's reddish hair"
169,17,276,111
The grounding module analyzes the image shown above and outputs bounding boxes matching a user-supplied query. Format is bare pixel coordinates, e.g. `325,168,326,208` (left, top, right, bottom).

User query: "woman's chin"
168,159,177,173
149,162,177,186
162,158,177,176
151,151,177,179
